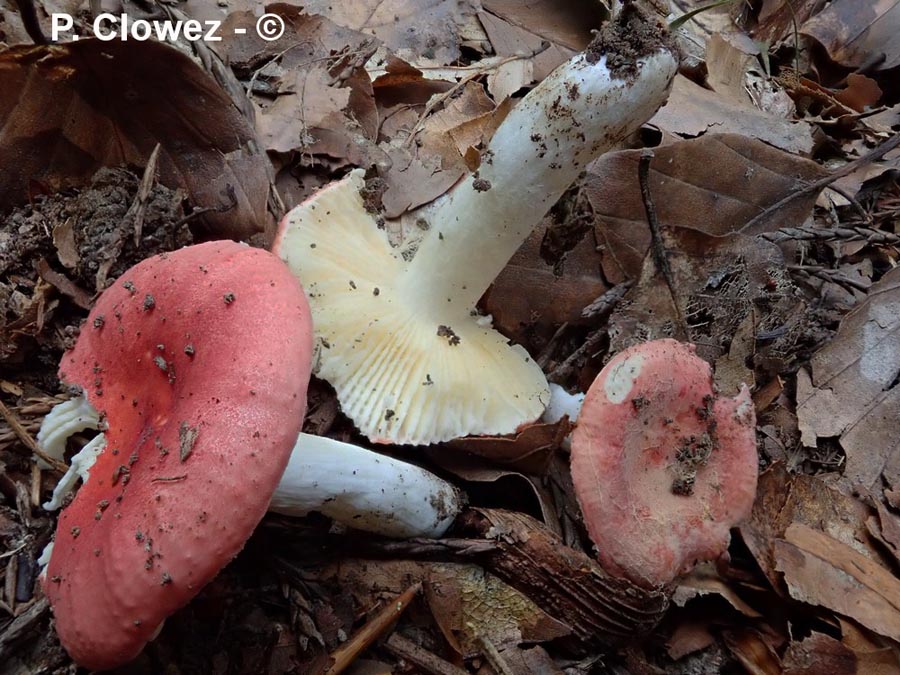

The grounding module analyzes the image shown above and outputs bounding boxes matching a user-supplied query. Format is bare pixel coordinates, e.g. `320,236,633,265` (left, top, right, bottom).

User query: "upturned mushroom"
569,339,758,588
274,6,678,445
40,241,314,670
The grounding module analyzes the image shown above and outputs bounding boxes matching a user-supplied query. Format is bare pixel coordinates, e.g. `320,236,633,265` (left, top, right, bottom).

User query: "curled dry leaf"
796,267,900,493
0,40,272,240
775,522,900,642
741,463,891,593
650,76,816,155
783,632,857,675
443,417,572,474
585,134,828,282
801,0,900,71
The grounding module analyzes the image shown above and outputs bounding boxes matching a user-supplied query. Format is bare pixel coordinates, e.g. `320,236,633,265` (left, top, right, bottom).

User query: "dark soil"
0,168,191,388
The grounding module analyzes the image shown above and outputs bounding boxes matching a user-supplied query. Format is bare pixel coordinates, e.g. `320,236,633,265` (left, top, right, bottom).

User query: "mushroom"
270,433,462,538
569,339,758,588
41,241,314,670
273,6,678,445
42,409,463,540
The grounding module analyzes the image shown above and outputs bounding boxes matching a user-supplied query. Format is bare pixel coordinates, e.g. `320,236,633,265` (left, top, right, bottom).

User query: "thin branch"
0,400,67,473
738,132,900,235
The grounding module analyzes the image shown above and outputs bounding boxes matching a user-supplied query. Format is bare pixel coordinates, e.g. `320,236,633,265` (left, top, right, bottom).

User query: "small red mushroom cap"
570,339,757,588
44,242,313,670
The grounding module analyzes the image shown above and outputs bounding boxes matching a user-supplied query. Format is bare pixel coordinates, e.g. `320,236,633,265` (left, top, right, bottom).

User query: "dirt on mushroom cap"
44,241,313,670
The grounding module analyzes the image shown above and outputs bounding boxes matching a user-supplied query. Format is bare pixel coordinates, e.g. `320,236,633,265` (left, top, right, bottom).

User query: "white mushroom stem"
270,434,461,538
400,41,677,315
38,398,462,538
542,383,585,425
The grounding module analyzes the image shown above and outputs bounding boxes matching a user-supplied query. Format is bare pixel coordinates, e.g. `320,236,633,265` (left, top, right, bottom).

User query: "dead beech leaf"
783,632,857,675
775,522,900,641
722,628,782,675
839,618,900,675
0,40,271,240
301,0,476,65
444,418,571,474
426,563,571,655
666,620,716,661
477,11,573,95
650,75,816,155
485,223,607,348
796,267,900,492
219,7,381,172
481,0,601,51
742,463,890,593
672,564,762,618
801,0,900,71
585,134,828,282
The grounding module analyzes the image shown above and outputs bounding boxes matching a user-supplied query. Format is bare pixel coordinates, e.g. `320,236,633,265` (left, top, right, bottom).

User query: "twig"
638,149,688,336
468,623,515,675
738,132,900,235
325,582,422,674
548,327,607,383
383,633,468,675
0,400,67,473
580,281,633,320
131,144,161,247
761,224,900,246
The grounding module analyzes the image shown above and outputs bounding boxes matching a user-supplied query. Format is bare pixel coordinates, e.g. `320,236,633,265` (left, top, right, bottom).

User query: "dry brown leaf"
782,632,857,675
380,146,465,218
742,463,889,593
751,0,824,43
672,564,762,618
585,134,828,282
0,40,271,240
705,33,755,104
477,11,573,95
666,620,716,661
218,7,381,173
839,618,900,675
796,267,900,492
485,223,607,348
775,522,900,641
801,0,900,71
650,75,816,155
426,563,571,655
721,628,783,675
481,0,601,51
301,0,476,66
444,418,571,474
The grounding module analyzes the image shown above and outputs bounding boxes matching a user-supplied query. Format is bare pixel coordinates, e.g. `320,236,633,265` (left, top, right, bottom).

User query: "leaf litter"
1,0,900,673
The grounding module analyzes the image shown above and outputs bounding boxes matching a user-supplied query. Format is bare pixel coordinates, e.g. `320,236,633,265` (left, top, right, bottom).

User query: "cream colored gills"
275,11,678,446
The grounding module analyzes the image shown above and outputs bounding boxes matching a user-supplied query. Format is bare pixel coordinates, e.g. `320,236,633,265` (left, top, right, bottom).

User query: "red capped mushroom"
570,339,758,588
43,241,313,670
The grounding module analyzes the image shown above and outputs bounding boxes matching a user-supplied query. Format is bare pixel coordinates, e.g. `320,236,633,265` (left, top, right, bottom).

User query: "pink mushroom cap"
44,242,313,669
570,339,758,588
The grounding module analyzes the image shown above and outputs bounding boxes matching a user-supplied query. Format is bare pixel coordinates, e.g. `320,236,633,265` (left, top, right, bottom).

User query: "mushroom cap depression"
570,339,758,588
44,242,313,670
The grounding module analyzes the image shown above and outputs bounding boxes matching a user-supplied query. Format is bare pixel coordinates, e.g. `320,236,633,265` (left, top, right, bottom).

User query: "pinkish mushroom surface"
570,339,758,588
43,241,313,670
